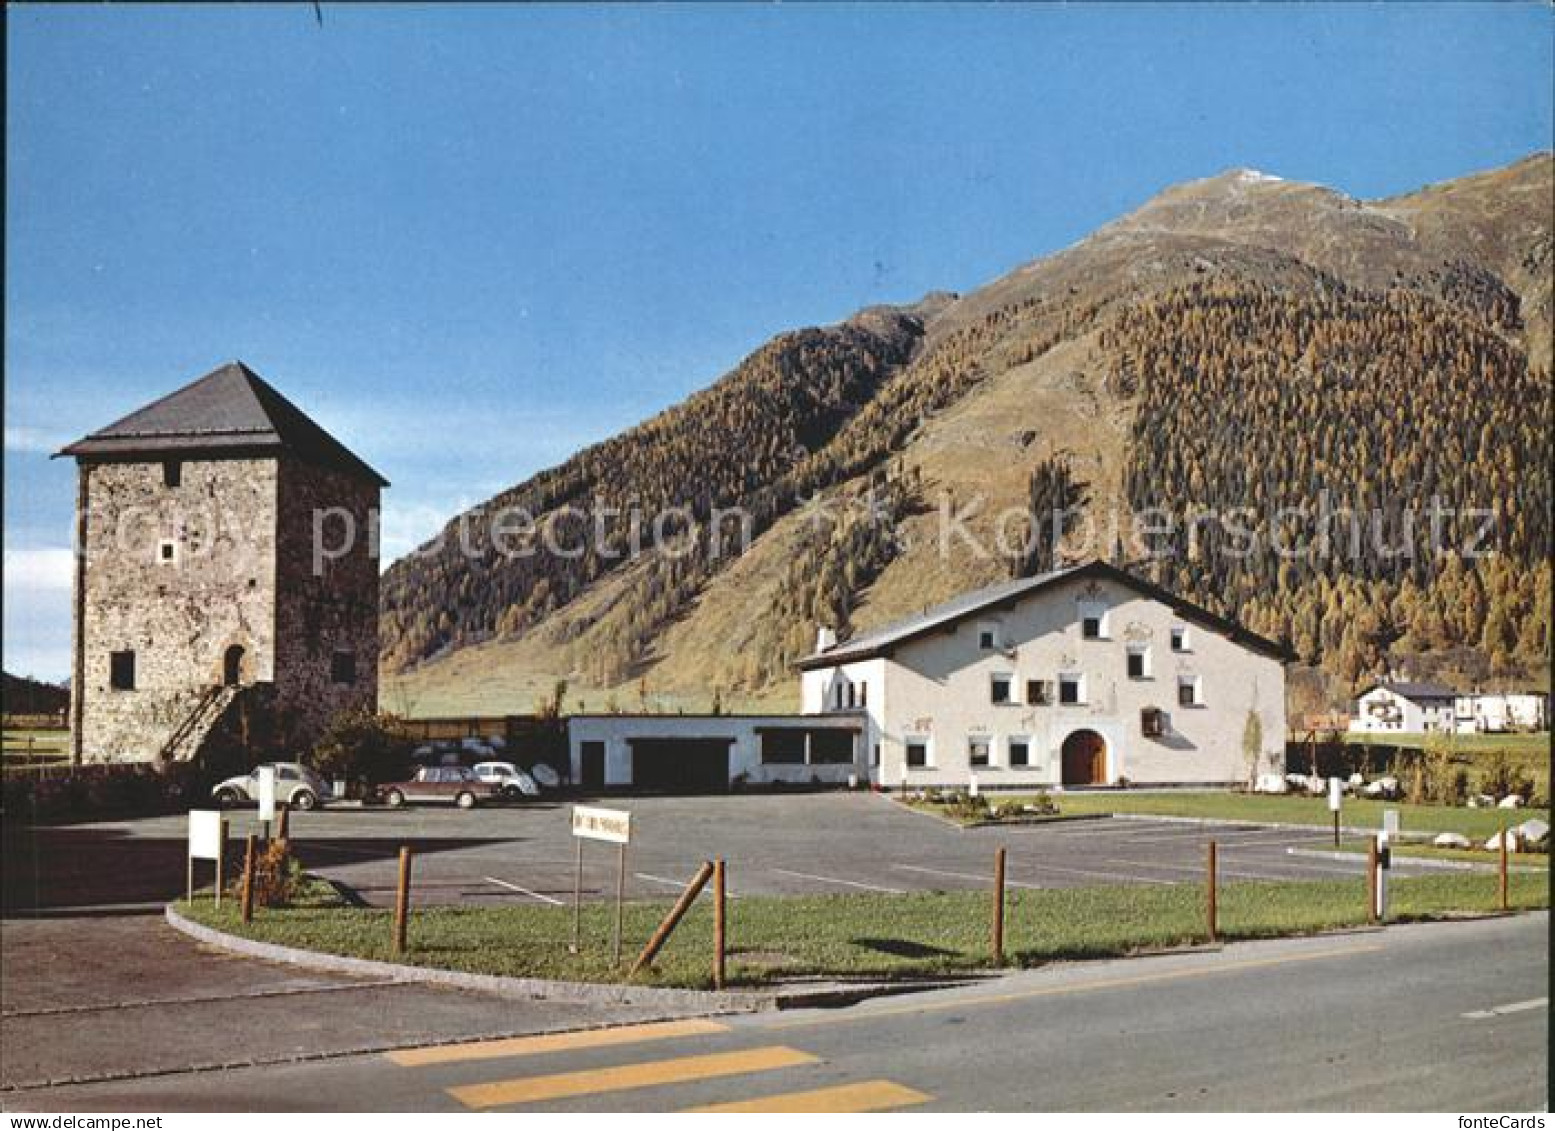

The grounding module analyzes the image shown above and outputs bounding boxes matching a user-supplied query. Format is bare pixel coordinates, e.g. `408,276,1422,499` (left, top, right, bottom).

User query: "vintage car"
375,765,502,809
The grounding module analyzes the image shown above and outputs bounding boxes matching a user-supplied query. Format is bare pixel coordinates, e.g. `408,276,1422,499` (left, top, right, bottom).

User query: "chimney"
815,625,837,653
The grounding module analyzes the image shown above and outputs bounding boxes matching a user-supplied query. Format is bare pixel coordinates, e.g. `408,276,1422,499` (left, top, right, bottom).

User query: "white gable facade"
800,562,1289,789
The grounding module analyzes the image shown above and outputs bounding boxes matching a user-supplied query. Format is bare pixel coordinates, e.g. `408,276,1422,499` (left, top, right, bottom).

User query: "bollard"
992,847,1007,966
240,835,256,924
1499,822,1509,912
713,858,727,990
393,846,413,955
1206,840,1218,943
1366,837,1379,924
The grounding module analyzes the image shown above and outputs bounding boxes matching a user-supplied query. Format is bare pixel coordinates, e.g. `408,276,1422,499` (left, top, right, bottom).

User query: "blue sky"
5,3,1551,681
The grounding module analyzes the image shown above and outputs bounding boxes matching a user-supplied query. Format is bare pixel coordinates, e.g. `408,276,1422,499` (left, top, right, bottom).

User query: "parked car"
376,766,500,810
211,762,331,811
473,761,540,799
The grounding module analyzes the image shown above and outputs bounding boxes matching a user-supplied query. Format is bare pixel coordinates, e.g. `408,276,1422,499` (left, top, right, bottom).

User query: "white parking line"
1462,997,1547,1020
894,864,1045,889
1013,859,1175,886
770,868,906,894
634,872,691,888
1102,857,1294,882
482,876,565,905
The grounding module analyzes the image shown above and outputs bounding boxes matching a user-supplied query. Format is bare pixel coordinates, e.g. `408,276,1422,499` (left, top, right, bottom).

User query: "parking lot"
8,792,1434,914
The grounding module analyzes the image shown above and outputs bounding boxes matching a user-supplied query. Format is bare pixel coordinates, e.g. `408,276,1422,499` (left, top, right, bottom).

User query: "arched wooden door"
223,645,245,687
1061,729,1107,786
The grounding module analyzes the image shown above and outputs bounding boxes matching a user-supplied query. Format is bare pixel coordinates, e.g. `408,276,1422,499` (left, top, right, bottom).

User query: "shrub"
310,709,412,794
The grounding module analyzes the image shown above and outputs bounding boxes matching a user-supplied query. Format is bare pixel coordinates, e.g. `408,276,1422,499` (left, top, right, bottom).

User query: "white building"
1453,692,1549,734
1348,682,1458,734
798,561,1290,789
567,561,1290,791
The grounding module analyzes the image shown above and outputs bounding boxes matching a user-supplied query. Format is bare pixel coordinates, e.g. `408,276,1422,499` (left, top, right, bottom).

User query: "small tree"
1241,709,1264,787
310,709,411,795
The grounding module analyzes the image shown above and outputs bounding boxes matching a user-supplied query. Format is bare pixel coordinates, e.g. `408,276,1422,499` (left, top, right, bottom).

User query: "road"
6,913,1547,1111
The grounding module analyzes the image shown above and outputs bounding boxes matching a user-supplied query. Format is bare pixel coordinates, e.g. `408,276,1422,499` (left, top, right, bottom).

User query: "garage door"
628,738,733,794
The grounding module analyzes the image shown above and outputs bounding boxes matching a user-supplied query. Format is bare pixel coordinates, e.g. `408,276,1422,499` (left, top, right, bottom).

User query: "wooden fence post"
630,861,714,976
992,847,1007,966
393,846,413,955
713,858,727,990
1499,821,1509,912
240,835,256,924
1206,840,1218,943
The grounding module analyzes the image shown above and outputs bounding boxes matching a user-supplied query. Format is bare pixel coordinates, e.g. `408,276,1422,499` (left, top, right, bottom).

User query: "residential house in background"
58,362,386,764
1348,681,1458,734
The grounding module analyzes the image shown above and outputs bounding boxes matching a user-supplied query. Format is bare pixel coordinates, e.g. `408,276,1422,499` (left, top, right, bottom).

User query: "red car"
376,766,502,810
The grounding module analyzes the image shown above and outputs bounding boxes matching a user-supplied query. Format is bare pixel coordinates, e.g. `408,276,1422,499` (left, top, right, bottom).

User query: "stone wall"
272,455,381,754
73,457,280,761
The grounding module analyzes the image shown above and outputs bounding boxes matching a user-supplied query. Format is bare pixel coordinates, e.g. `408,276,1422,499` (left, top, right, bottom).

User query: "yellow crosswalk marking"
386,1018,729,1067
448,1045,818,1108
686,1080,931,1113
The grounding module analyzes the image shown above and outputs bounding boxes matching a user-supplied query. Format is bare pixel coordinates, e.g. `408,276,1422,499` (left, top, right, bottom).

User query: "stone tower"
58,362,388,764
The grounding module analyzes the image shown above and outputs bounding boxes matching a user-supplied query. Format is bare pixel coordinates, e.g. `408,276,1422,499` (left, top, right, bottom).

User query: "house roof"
796,559,1293,670
56,361,388,486
1361,680,1459,702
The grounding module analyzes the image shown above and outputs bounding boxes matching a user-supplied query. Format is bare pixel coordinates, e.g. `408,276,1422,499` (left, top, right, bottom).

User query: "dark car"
376,765,501,810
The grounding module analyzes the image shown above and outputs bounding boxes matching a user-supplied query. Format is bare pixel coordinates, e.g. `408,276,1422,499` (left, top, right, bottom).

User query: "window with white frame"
905,737,930,769
1177,675,1204,707
977,621,999,650
1059,673,1085,705
1027,679,1054,706
1126,644,1151,680
968,736,991,768
990,673,1014,705
1170,626,1190,652
157,539,178,566
1007,736,1031,767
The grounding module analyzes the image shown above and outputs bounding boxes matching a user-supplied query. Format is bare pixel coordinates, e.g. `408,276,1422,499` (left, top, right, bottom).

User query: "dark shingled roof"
1363,680,1460,702
56,361,388,486
796,559,1292,670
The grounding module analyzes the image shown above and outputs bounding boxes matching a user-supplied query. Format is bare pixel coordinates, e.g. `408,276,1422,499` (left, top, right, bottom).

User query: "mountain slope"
383,153,1553,716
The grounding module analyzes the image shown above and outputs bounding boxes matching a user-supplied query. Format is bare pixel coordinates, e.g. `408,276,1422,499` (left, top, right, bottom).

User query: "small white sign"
1327,777,1343,812
257,765,277,823
571,805,631,845
1383,809,1400,839
968,773,980,799
188,809,225,861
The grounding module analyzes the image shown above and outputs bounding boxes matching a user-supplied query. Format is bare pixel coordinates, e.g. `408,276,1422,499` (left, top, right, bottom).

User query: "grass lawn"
179,870,1548,990
1340,731,1549,758
1041,792,1549,840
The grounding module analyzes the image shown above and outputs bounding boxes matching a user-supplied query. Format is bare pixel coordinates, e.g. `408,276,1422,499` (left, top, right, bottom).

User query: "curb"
1285,846,1547,874
162,905,962,1014
164,905,768,1014
1108,812,1423,837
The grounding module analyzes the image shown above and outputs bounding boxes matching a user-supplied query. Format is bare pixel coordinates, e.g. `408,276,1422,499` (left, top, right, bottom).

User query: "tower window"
331,650,357,685
110,650,136,691
158,540,177,565
163,460,182,488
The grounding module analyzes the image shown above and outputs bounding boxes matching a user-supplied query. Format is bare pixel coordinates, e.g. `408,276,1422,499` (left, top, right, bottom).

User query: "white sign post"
187,809,229,907
1328,777,1343,846
257,765,277,828
570,806,632,964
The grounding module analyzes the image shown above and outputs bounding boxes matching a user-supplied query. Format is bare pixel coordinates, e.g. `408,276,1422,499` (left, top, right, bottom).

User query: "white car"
212,762,331,811
473,761,540,799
